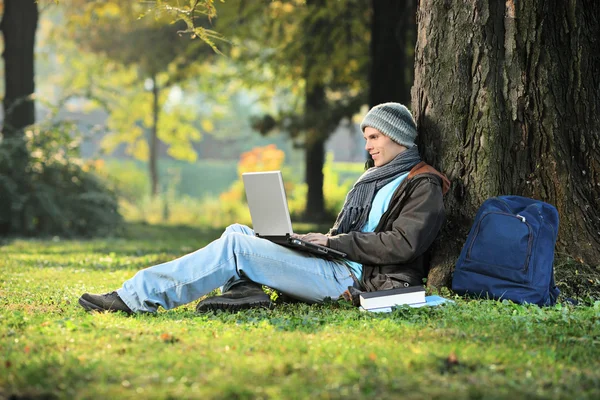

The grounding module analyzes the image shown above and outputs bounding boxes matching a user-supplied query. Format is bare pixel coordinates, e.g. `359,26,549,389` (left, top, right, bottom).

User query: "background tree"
0,0,38,234
0,0,38,137
410,0,600,286
0,1,121,237
62,2,212,196
369,0,416,106
217,0,370,220
300,0,367,220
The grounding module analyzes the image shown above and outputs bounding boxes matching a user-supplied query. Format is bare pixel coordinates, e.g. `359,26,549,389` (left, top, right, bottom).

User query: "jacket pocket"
369,274,412,291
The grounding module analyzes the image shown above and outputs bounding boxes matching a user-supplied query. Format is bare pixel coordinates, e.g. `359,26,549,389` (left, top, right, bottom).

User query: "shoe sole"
196,294,273,313
78,297,133,315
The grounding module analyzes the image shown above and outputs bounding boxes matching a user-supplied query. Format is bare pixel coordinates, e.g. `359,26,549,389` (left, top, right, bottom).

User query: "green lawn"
1,224,599,399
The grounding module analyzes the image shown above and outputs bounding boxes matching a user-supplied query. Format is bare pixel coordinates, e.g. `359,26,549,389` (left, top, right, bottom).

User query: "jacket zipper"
373,176,429,233
362,176,436,291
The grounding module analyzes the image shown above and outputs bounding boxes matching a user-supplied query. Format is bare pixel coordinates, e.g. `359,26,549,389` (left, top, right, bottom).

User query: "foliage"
48,1,216,195
146,0,227,53
323,153,362,215
0,123,122,237
93,149,364,228
218,144,287,225
216,0,370,133
94,159,151,203
0,226,599,399
101,158,240,200
43,5,204,146
213,0,371,219
37,0,370,215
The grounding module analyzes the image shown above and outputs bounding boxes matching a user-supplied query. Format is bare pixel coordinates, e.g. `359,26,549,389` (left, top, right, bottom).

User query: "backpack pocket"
453,196,560,306
463,211,533,284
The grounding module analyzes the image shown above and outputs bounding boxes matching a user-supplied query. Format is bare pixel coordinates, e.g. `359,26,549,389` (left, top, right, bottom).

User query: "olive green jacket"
327,162,450,291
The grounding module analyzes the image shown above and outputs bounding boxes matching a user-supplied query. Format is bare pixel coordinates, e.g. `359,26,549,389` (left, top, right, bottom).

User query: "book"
409,295,454,308
359,295,455,313
359,286,426,310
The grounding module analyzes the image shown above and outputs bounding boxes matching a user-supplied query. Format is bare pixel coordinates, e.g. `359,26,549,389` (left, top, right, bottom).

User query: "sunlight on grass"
1,224,599,399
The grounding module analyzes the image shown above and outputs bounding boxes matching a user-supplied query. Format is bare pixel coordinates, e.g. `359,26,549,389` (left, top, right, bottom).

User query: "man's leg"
113,224,254,312
79,223,255,314
105,223,353,313
195,280,272,312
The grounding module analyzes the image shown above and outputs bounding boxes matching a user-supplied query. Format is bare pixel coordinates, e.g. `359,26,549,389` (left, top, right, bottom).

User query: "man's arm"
291,232,329,246
327,179,445,265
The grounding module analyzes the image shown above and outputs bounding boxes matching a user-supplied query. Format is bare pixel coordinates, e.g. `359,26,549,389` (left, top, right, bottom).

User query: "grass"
1,224,599,399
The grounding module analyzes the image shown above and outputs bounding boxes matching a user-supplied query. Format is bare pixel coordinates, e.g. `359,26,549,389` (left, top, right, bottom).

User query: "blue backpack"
452,196,560,306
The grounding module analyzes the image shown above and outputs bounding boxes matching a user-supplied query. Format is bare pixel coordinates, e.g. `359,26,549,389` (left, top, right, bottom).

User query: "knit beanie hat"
360,102,418,148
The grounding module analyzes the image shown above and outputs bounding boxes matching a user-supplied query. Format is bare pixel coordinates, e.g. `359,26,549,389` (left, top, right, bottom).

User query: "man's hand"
292,232,329,246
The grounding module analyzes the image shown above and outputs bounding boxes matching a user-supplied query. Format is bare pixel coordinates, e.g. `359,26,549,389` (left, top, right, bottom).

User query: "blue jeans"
117,224,357,313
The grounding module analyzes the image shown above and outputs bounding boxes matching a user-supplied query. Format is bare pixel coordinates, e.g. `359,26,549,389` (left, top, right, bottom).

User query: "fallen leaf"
160,333,179,344
447,351,459,366
160,333,171,340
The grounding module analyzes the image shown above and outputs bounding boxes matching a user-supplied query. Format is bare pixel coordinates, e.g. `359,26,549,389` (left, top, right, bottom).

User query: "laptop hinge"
256,234,291,242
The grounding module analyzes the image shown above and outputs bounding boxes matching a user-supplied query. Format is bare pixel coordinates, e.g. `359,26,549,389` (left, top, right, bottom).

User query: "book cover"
359,295,454,313
359,286,425,299
409,295,454,308
359,286,426,310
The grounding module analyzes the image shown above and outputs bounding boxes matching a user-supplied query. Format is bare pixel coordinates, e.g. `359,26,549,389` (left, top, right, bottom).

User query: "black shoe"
79,291,133,315
196,282,272,313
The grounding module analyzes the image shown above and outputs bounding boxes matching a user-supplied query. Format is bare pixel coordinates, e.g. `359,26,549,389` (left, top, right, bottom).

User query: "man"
79,103,450,314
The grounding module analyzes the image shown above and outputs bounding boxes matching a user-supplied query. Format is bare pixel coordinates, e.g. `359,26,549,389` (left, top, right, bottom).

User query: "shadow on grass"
554,253,600,300
0,223,224,259
121,223,224,242
118,299,445,334
0,236,15,248
3,356,99,400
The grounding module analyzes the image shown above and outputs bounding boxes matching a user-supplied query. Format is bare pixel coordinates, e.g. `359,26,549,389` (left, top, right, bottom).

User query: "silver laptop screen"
242,171,294,236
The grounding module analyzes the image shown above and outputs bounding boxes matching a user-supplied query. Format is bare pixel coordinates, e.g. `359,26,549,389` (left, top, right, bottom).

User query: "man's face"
363,126,407,167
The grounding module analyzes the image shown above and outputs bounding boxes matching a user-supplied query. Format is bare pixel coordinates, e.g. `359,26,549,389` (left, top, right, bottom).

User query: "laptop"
242,171,347,259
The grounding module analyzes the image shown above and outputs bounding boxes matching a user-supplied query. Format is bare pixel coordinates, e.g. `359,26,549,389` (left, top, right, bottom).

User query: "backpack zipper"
467,211,534,272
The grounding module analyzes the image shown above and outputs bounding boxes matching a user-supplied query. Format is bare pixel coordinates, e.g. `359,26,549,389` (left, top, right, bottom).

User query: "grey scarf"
330,146,421,235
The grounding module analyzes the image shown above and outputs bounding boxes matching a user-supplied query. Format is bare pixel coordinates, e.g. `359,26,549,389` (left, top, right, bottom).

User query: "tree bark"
149,76,160,197
412,0,600,287
369,0,416,106
1,0,38,136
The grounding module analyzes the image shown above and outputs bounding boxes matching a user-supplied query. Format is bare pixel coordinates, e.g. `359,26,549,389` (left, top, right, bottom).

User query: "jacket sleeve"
327,178,445,265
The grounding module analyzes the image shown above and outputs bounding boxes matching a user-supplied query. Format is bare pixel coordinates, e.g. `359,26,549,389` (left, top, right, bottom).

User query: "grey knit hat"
360,102,417,148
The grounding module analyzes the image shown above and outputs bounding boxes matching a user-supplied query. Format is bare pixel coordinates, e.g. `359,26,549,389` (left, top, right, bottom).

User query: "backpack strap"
407,162,451,195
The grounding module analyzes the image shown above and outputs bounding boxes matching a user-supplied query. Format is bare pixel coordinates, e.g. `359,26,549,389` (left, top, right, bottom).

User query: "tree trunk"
412,0,600,287
149,76,160,197
303,83,327,221
369,0,416,106
301,0,327,221
1,0,38,136
0,0,38,235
